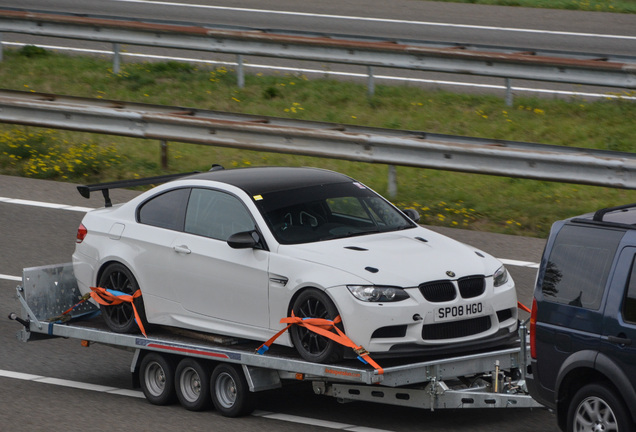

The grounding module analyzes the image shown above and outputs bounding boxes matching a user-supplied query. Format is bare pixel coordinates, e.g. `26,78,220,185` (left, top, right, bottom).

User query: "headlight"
493,266,509,287
347,285,409,302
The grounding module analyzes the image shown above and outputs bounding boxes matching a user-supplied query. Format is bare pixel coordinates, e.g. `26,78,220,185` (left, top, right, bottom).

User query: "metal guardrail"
0,8,635,99
1,89,635,190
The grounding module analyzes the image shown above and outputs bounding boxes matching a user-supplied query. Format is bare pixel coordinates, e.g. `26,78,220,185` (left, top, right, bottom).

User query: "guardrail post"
367,66,375,97
113,43,121,74
388,165,397,198
237,54,245,88
505,78,513,107
160,140,168,169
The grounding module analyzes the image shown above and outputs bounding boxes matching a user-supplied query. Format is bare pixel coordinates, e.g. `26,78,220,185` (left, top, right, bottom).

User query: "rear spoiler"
77,172,199,207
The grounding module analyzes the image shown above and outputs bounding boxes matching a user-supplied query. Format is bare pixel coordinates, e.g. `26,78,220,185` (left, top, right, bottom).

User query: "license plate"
435,302,484,322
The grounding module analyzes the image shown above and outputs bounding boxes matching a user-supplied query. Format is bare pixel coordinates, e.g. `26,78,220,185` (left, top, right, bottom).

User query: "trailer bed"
11,263,542,413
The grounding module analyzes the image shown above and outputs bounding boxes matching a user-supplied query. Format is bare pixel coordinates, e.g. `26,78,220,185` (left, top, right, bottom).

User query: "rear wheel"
140,353,177,405
97,263,147,333
175,358,212,411
210,364,255,417
567,382,632,432
290,289,344,363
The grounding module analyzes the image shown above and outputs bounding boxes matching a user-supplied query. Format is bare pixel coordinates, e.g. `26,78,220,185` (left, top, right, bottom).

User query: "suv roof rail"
593,203,636,222
78,171,199,207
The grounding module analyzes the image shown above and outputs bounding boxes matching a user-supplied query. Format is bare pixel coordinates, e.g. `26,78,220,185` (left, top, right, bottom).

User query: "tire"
210,364,255,417
290,288,344,363
567,382,633,432
175,358,212,411
140,353,177,405
97,263,147,334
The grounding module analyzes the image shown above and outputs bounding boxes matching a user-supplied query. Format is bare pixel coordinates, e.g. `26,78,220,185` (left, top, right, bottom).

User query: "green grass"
431,0,636,13
1,47,635,238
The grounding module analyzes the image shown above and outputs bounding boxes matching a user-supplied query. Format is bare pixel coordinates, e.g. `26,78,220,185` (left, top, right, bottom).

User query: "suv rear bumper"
526,359,556,410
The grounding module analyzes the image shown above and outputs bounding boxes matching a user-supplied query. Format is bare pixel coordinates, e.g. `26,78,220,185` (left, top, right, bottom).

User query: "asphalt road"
1,0,634,98
0,174,556,431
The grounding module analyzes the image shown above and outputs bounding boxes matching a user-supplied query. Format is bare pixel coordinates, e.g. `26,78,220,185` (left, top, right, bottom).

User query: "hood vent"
365,266,379,273
345,246,368,251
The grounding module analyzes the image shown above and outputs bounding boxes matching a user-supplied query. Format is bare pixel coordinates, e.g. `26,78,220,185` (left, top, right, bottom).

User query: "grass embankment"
1,47,635,237
433,0,636,13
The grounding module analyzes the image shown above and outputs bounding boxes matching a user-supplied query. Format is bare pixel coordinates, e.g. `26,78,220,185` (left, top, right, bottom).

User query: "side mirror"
402,208,421,223
227,231,261,249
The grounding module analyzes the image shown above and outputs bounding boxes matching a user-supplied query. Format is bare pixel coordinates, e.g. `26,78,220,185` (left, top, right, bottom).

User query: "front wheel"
210,364,255,417
567,382,632,432
290,289,344,363
97,263,147,333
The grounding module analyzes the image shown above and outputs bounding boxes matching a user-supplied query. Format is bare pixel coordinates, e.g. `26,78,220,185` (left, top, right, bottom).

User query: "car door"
600,247,636,397
173,188,270,328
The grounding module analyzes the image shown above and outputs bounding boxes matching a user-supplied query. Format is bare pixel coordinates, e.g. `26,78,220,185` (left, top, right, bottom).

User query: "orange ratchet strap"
517,301,531,314
89,287,147,337
257,312,384,374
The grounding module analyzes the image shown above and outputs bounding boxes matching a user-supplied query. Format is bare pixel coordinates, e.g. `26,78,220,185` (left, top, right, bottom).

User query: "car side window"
138,188,190,231
541,225,622,310
623,257,636,323
184,188,255,241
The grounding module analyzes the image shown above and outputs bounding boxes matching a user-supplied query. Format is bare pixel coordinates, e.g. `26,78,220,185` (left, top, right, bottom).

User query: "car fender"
595,352,636,422
555,349,636,423
267,252,371,330
555,349,597,404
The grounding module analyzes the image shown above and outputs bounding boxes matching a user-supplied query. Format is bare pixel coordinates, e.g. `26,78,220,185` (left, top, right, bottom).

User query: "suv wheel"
567,382,632,432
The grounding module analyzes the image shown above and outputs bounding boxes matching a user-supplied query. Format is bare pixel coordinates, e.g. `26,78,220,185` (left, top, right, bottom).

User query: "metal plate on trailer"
21,263,97,321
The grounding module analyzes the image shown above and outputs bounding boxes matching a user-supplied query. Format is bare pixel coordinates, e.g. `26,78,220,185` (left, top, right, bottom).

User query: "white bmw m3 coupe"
73,166,518,363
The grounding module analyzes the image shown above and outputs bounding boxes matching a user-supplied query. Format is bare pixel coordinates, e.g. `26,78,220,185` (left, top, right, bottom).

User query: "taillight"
76,223,88,243
530,297,538,359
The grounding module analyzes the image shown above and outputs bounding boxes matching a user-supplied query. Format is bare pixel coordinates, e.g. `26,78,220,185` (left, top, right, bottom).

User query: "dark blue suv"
527,204,636,431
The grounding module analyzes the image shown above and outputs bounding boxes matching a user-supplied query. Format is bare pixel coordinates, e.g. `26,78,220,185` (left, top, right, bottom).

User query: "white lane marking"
0,369,392,430
499,258,540,269
0,369,145,398
0,196,94,212
4,42,634,101
111,0,636,41
252,411,392,431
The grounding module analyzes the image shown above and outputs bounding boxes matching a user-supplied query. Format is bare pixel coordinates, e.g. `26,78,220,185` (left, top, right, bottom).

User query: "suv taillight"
76,223,88,243
530,297,537,359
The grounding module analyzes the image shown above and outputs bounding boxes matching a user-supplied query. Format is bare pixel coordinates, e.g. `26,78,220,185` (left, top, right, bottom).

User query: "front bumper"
327,279,518,354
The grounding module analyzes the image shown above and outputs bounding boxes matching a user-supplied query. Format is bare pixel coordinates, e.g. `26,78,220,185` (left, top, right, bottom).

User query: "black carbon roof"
184,166,354,195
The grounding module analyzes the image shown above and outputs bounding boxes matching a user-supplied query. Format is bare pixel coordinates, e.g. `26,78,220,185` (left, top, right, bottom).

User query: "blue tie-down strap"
256,345,270,355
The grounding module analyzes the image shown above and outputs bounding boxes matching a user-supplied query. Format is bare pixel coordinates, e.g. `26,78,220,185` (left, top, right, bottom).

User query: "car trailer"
9,263,543,417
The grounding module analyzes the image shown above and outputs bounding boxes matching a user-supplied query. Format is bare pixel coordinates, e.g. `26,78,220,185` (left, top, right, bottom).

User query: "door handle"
173,245,191,255
607,335,632,346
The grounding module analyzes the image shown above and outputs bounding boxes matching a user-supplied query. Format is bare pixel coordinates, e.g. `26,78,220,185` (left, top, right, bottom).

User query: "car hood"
277,228,501,287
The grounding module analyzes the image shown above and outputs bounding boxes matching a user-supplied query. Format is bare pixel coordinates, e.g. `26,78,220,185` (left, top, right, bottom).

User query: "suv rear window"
541,224,623,310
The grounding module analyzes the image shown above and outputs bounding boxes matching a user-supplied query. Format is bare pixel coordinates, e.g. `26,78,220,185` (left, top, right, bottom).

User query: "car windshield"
254,181,416,244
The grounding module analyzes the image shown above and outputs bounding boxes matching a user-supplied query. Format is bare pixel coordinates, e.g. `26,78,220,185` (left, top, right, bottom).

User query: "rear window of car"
138,188,190,230
541,224,623,310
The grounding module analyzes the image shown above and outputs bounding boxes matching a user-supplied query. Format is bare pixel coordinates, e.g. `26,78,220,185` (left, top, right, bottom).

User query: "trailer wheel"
566,382,631,432
140,353,177,405
290,289,344,363
98,263,147,333
175,358,212,411
210,364,255,417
